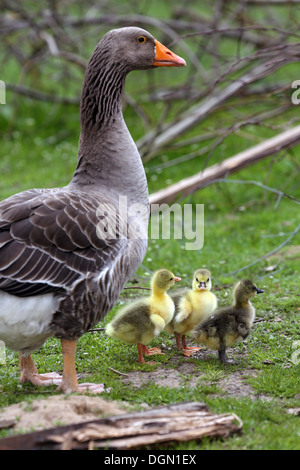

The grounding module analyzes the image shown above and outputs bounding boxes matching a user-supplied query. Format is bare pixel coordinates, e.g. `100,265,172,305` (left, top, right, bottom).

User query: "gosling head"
151,269,181,292
192,269,212,292
233,279,264,305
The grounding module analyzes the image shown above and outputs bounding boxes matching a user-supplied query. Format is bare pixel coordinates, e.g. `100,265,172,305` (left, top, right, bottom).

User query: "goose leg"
19,354,62,386
58,339,105,394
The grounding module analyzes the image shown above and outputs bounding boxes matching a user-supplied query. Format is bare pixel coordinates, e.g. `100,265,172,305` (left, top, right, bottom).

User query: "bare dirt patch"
0,395,128,432
122,354,268,400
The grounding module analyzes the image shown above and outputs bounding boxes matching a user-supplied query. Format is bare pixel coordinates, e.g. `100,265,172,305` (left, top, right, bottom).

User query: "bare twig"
139,44,300,158
228,222,300,275
87,328,105,333
5,84,79,105
123,286,151,290
108,367,129,377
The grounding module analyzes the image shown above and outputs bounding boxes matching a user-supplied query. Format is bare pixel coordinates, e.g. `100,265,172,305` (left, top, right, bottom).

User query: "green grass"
0,1,300,450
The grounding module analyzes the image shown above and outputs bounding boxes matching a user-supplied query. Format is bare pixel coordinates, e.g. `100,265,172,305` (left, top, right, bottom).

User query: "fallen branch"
0,402,242,450
149,125,300,207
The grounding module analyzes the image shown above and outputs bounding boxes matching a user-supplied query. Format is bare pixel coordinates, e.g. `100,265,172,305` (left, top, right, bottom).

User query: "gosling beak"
256,288,264,294
174,276,181,283
198,282,206,290
153,40,186,67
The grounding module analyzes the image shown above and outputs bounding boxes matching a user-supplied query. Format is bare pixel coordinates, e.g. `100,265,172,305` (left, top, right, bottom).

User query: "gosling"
165,269,217,356
190,279,263,364
106,269,180,363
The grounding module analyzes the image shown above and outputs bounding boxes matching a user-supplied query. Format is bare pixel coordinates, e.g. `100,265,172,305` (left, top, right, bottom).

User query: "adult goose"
0,27,186,393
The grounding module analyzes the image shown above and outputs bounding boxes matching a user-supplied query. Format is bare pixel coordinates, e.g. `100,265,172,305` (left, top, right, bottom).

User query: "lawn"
0,0,299,450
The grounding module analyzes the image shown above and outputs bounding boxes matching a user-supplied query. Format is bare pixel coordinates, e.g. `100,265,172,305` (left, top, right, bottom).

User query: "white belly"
0,291,58,353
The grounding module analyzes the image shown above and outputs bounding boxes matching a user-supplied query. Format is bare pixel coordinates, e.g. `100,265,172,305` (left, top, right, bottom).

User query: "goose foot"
19,354,63,386
19,341,106,394
22,371,63,386
76,383,107,394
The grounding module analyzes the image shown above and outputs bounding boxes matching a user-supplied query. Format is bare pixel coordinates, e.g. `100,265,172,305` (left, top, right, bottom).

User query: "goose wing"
0,188,126,297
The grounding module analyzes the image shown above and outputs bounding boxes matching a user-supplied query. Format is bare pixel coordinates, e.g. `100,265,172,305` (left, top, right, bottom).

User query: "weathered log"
0,402,242,450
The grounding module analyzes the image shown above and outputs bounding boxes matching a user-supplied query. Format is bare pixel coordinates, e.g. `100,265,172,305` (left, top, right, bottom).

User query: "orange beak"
174,276,181,283
153,40,186,67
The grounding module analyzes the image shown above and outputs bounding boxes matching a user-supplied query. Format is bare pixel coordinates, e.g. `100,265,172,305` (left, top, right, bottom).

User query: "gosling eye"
196,278,199,282
206,278,209,282
137,36,147,43
170,278,173,281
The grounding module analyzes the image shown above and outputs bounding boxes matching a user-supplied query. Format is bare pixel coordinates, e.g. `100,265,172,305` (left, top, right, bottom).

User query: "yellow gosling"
165,269,217,356
106,269,181,363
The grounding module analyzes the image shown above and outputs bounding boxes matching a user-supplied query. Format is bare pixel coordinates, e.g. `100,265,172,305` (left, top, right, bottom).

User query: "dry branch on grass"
149,125,300,206
0,402,242,450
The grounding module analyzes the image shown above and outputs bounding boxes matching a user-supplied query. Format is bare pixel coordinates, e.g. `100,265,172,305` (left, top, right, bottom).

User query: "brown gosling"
190,279,263,364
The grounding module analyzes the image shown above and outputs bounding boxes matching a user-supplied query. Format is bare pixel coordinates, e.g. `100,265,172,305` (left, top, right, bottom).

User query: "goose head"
93,27,186,73
192,269,212,292
79,27,186,137
233,279,264,305
99,27,186,71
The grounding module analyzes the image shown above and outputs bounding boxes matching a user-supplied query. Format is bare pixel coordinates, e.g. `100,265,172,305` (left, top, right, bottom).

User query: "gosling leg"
218,344,228,364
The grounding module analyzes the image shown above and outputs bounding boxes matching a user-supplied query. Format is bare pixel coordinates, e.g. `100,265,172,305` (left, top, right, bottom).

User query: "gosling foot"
182,346,202,357
145,346,164,356
137,344,164,363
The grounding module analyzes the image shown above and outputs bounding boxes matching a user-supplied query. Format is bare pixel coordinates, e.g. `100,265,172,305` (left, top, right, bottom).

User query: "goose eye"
170,278,173,281
207,278,209,282
196,278,199,282
137,36,146,43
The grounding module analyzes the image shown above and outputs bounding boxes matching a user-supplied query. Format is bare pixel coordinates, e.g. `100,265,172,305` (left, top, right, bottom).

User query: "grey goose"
0,27,186,393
